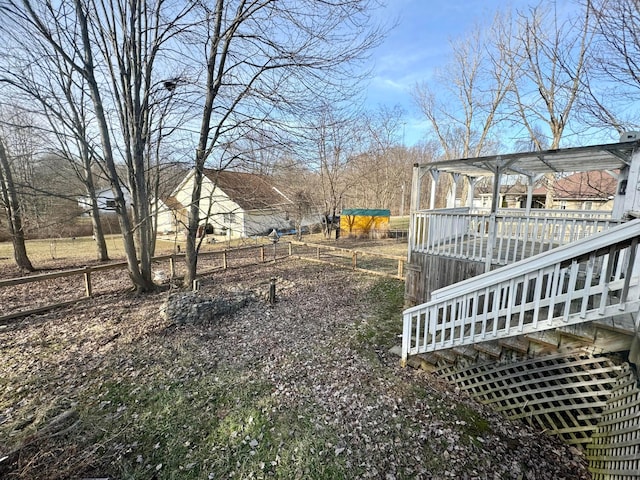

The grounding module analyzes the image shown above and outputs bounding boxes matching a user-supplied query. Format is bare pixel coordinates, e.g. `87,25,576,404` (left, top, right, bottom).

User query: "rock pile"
160,291,249,325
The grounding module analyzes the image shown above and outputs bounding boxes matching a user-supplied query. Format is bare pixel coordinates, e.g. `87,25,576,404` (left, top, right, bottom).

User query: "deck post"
408,164,423,264
467,176,479,207
447,173,460,208
612,145,640,219
485,163,502,271
525,174,544,215
428,170,439,210
410,164,423,212
526,178,534,215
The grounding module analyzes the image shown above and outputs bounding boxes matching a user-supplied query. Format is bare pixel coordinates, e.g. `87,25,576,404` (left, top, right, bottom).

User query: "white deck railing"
401,220,640,366
410,208,621,266
471,208,613,219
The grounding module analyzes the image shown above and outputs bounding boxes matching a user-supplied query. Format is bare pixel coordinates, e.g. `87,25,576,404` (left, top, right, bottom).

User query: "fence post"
398,259,404,278
288,242,292,256
269,277,277,305
223,251,228,270
316,246,320,259
260,246,265,263
352,252,357,269
169,254,176,278
84,266,92,297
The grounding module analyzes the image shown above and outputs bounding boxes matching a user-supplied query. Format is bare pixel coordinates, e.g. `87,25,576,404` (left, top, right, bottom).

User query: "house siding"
171,172,291,238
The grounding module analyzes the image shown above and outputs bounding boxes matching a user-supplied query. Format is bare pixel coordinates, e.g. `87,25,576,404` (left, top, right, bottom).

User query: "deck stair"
402,219,640,365
400,219,640,475
401,316,637,373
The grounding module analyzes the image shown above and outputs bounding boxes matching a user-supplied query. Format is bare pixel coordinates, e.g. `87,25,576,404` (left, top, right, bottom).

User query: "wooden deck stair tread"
434,349,457,363
473,341,502,358
557,323,597,343
525,330,560,348
498,336,530,354
592,313,637,336
452,345,478,359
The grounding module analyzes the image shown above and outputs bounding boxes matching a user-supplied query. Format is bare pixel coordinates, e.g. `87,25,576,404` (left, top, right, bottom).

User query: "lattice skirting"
437,352,640,476
587,364,640,479
439,352,625,447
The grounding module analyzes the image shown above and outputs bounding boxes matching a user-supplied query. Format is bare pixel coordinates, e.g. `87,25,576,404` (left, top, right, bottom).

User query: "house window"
223,212,236,224
583,201,593,210
560,201,567,210
105,199,116,209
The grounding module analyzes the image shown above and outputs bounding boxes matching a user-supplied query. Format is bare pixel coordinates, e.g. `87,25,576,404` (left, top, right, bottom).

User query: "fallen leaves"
0,258,591,479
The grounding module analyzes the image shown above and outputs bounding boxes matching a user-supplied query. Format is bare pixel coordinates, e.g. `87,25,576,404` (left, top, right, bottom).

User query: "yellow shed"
340,209,390,238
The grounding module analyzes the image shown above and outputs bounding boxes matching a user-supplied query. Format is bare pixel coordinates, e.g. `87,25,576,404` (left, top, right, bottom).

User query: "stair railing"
401,220,640,366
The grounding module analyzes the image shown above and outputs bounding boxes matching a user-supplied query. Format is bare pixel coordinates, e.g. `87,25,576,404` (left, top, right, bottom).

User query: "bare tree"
2,0,383,289
413,19,510,161
3,0,194,291
504,2,593,151
183,0,384,283
312,105,364,238
0,135,34,271
580,0,640,135
0,50,112,259
346,106,409,213
290,190,314,241
501,2,593,207
412,17,511,207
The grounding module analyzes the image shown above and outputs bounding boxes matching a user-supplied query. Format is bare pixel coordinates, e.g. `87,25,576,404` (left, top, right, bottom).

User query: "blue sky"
364,0,547,146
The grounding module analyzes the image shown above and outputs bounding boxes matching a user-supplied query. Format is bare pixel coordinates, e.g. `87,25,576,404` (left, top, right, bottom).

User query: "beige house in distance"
532,170,617,211
472,171,617,211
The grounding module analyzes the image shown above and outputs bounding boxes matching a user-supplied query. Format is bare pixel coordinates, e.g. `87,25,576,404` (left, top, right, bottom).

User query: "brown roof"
203,169,291,211
533,171,617,199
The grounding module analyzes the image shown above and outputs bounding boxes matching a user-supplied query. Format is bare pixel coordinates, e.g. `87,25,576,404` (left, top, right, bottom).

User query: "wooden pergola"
406,140,640,275
411,140,640,219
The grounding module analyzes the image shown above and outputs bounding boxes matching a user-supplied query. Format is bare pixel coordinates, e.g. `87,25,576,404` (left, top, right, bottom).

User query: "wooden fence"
0,242,291,323
0,240,405,323
289,240,406,279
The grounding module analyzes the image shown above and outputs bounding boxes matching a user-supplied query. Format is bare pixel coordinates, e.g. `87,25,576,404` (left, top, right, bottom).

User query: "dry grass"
0,235,275,271
0,233,407,273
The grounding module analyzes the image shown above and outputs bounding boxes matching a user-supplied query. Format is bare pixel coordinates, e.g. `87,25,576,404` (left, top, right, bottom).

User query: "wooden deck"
409,209,621,269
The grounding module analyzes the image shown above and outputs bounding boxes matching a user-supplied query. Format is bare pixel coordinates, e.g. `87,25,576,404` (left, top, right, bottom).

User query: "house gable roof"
532,171,617,199
203,169,291,211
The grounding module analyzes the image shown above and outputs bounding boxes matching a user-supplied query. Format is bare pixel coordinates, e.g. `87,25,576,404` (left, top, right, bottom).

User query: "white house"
153,196,183,235
77,187,133,216
169,169,294,238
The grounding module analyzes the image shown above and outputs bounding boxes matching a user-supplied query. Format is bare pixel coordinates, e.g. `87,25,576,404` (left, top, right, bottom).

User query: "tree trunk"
73,0,154,292
184,166,204,287
82,160,109,261
0,139,34,271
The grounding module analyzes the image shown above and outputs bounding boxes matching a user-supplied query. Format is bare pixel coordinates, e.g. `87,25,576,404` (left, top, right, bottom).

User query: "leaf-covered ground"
0,258,590,479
